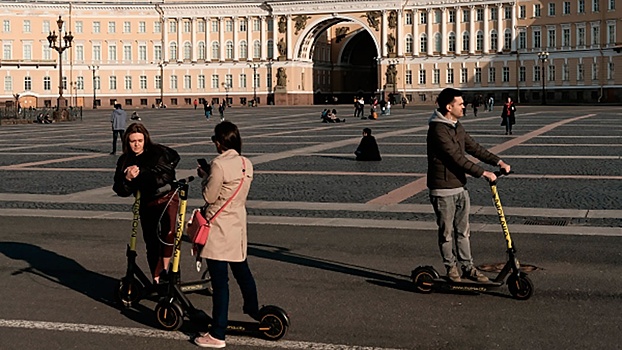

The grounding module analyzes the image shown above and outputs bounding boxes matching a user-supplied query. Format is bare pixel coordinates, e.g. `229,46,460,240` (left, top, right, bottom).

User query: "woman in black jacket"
113,123,180,283
500,97,517,135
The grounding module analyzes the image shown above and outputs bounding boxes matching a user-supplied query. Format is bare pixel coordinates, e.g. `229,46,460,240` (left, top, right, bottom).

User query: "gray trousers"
430,190,473,270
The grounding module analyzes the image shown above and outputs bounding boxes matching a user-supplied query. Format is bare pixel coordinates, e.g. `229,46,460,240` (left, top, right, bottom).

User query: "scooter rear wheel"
411,267,438,293
155,300,184,331
258,306,289,340
507,274,534,300
116,277,144,308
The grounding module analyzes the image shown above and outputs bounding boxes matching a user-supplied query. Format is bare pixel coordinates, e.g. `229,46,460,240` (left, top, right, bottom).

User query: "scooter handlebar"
489,170,513,185
176,176,195,185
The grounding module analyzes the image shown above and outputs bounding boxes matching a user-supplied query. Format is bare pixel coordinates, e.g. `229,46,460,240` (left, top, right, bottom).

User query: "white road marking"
0,319,404,350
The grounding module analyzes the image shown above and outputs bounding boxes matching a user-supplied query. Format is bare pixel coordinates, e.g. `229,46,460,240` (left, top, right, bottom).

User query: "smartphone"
197,158,210,173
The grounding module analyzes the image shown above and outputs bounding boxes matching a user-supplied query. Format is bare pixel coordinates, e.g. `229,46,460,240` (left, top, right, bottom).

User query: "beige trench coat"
199,149,253,262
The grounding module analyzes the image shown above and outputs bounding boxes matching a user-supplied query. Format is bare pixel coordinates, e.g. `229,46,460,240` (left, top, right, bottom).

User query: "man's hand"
482,171,497,183
498,160,511,174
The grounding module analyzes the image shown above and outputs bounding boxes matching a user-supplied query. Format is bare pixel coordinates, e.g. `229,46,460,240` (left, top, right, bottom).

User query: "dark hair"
436,88,463,115
363,128,372,135
213,121,242,154
122,123,155,154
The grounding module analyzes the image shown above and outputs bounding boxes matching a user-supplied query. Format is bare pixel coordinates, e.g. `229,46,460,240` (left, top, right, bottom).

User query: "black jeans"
207,259,259,340
139,192,179,279
112,130,124,154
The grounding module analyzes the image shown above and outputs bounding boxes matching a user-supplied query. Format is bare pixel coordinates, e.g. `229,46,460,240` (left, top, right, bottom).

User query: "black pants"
112,130,124,154
139,192,179,278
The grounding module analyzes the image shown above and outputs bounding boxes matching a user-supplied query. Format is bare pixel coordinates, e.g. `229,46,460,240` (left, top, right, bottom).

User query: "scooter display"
411,171,534,300
153,178,290,340
115,177,212,308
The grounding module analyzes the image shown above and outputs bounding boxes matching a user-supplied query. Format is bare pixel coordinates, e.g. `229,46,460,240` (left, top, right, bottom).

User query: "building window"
591,25,600,45
4,76,12,91
154,45,162,61
253,73,260,88
76,45,84,61
198,20,205,33
463,9,470,22
488,67,496,83
519,66,526,82
503,67,510,82
505,6,512,19
267,18,274,31
434,33,441,52
577,27,586,46
461,68,468,83
253,40,261,58
476,31,484,51
609,0,616,9
77,76,84,90
534,4,542,17
108,21,116,33
562,63,570,80
239,74,247,88
239,19,247,32
564,1,572,14
549,3,556,15
474,67,482,83
93,45,101,61
448,32,456,52
420,33,428,52
420,12,427,24
169,20,177,33
93,21,100,33
94,76,101,90
448,10,456,23
3,20,10,32
563,28,571,47
110,76,117,90
405,35,413,53
592,62,598,80
108,44,117,61
212,20,219,32
608,62,614,79
405,70,413,84
476,8,483,21
125,76,132,90
519,5,526,18
23,20,31,33
462,31,470,52
434,10,441,23
44,76,51,90
212,42,220,58
225,20,233,32
534,29,542,48
23,43,32,60
548,28,556,48
225,41,233,59
184,20,191,33
433,69,440,84
212,74,219,89
504,29,512,50
608,23,616,44
170,43,178,60
154,21,161,33
123,44,132,61
405,12,413,25
447,68,454,84
140,75,147,89
139,45,147,61
490,7,498,20
24,76,32,91
239,40,248,59
185,42,192,60
579,0,586,13
577,63,584,80
124,21,131,33
534,66,541,82
139,21,146,33
419,69,426,84
184,75,192,89
593,0,600,11
491,31,498,51
549,64,556,81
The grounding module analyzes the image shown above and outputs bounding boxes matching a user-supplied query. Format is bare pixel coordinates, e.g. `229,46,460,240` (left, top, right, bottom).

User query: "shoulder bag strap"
207,157,246,223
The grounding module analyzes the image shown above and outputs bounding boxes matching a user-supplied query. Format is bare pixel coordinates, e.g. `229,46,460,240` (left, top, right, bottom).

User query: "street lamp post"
537,51,549,105
88,65,99,109
222,82,231,107
47,16,73,111
157,62,166,107
373,57,382,100
248,62,260,106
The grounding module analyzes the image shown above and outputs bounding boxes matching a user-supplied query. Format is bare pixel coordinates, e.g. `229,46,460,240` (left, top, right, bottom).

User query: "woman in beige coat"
194,121,258,349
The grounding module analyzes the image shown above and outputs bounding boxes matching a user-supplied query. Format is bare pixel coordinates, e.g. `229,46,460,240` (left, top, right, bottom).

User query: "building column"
469,6,476,54
247,16,253,61
483,5,489,54
511,2,517,51
441,8,447,55
427,9,434,56
205,17,211,61
412,9,419,56
381,10,389,56
260,16,267,60
219,17,225,61
397,9,404,56
286,15,292,60
163,17,169,62
177,17,183,62
191,17,197,62
272,16,278,59
455,6,461,54
497,4,504,52
233,17,239,61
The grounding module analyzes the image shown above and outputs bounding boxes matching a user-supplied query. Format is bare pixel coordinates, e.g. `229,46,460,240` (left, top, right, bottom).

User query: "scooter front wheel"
116,277,144,308
155,299,184,331
507,274,534,300
258,306,290,340
411,266,439,293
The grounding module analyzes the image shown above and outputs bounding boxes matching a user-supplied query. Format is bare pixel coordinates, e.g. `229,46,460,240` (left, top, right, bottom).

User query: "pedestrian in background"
501,96,516,135
110,103,127,155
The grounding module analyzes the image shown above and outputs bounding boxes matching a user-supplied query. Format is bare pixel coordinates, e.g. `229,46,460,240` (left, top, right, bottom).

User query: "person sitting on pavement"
355,128,382,161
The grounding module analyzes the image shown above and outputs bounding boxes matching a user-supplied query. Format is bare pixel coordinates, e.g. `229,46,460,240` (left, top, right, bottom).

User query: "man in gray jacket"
427,88,510,283
110,103,127,155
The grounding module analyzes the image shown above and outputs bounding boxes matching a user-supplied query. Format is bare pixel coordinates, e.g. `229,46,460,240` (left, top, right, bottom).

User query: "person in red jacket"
427,88,511,283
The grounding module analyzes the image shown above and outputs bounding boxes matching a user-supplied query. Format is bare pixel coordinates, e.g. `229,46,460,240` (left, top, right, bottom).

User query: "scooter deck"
433,278,503,292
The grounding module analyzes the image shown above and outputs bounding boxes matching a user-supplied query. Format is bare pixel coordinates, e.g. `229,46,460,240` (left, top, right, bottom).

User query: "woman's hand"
124,165,140,181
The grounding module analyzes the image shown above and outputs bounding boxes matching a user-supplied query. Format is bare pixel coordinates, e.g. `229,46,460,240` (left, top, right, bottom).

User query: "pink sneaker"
194,334,226,348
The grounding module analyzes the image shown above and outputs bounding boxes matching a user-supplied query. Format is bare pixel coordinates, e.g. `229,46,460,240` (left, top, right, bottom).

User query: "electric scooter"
411,171,534,300
115,177,212,308
153,178,290,340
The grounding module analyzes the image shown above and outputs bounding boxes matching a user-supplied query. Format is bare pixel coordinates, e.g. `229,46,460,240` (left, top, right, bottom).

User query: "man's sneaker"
463,267,489,283
194,334,226,348
446,265,461,282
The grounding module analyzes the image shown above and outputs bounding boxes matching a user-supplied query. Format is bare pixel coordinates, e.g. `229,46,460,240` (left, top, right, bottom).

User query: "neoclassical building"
0,0,620,109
